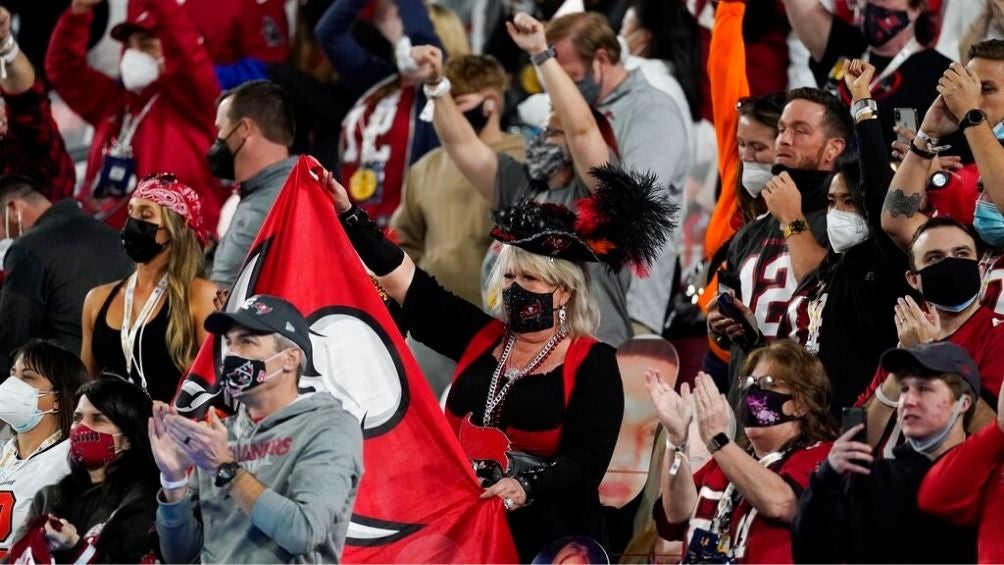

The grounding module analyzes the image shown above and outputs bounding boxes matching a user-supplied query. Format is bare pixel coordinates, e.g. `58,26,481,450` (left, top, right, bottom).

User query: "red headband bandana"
132,173,207,244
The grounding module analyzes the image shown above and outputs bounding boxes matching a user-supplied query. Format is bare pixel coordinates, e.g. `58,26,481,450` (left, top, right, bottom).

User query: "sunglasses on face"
743,375,782,390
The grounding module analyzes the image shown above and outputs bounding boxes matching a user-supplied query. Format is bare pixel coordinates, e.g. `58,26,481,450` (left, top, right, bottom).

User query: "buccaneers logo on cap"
242,297,273,315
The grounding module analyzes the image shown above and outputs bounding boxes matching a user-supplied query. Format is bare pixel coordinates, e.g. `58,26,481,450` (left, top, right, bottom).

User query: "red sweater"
45,0,225,229
918,422,1004,564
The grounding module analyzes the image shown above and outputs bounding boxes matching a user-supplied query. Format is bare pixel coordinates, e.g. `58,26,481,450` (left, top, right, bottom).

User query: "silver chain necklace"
483,329,567,427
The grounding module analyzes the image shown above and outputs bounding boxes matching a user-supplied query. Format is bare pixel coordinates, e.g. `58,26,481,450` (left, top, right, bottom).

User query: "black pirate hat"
490,163,678,274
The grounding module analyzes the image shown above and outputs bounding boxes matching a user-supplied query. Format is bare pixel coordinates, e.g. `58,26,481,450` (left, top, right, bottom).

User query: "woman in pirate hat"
322,162,675,560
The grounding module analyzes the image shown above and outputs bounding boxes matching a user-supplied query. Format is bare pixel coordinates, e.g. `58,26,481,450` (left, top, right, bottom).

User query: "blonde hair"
160,208,204,371
486,245,600,338
428,4,470,58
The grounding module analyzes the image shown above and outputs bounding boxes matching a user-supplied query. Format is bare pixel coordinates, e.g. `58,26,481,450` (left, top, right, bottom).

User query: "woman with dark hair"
10,377,160,563
778,58,912,413
618,0,702,124
0,340,86,557
648,340,836,563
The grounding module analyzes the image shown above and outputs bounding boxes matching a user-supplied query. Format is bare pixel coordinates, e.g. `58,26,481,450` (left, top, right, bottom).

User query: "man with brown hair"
389,54,525,395
543,11,691,336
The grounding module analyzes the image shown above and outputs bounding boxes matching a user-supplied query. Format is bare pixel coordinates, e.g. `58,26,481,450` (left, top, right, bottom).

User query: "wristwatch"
214,461,241,488
782,218,808,239
959,108,986,132
707,432,730,454
531,45,557,66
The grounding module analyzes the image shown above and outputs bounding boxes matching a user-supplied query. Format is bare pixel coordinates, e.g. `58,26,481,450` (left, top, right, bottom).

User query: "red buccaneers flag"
174,155,518,563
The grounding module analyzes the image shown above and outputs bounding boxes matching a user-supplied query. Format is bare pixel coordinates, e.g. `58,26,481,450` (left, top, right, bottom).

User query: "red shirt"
656,441,831,563
857,305,1004,405
339,77,416,227
46,0,225,229
979,250,1004,316
918,422,1004,564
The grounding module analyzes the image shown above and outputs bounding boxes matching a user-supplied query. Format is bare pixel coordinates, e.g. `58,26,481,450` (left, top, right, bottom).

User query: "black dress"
91,279,181,402
402,269,624,561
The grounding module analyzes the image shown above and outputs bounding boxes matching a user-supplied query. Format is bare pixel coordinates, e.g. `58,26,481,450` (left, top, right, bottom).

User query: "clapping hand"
148,401,193,483
645,369,692,447
894,296,941,347
692,373,732,446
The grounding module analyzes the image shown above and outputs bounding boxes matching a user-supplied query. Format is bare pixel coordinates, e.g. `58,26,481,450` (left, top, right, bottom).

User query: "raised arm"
315,0,395,93
940,61,1004,210
0,7,76,200
703,0,750,262
845,59,894,226
507,12,608,192
880,96,955,249
144,0,220,118
780,0,834,62
412,45,498,201
44,0,123,126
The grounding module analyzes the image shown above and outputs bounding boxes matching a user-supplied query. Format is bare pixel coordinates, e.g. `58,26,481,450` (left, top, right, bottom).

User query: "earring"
558,305,567,331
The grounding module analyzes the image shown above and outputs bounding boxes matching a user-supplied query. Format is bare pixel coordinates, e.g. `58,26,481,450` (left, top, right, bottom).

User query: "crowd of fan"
0,0,1002,562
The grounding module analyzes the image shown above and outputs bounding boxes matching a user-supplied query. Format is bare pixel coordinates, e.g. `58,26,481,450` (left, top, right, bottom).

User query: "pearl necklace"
483,329,566,427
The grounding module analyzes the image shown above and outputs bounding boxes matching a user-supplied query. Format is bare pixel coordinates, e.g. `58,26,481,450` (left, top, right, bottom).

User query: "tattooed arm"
881,97,956,250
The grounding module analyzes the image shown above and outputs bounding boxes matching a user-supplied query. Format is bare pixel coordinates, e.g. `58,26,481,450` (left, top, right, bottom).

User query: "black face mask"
771,165,832,212
918,257,982,312
502,282,557,333
861,3,911,47
206,126,245,181
220,350,285,397
742,384,800,428
121,217,168,264
463,103,490,134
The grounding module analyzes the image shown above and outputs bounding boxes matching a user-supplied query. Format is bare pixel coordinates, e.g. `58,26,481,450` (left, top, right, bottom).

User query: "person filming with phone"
793,342,978,563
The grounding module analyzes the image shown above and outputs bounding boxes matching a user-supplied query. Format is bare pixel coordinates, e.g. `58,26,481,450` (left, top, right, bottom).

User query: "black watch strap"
530,45,557,66
960,108,986,131
215,461,241,488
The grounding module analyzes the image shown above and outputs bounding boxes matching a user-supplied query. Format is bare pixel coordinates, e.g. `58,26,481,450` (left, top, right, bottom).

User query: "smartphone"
894,107,918,144
715,292,760,349
840,407,867,443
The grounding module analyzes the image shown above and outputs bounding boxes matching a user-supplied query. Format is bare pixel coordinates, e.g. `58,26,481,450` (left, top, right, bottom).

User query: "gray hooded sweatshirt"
156,393,363,563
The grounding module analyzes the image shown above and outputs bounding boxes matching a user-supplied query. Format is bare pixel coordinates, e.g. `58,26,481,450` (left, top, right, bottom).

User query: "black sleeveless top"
91,279,181,402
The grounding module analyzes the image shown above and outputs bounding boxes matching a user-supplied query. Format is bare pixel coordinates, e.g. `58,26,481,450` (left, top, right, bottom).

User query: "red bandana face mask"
69,424,121,470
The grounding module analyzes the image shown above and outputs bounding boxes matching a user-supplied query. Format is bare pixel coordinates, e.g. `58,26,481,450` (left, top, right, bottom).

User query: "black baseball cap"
205,295,312,358
880,342,981,395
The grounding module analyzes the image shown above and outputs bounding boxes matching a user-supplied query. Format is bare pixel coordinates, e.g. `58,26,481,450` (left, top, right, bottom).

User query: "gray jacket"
156,393,364,563
211,157,297,287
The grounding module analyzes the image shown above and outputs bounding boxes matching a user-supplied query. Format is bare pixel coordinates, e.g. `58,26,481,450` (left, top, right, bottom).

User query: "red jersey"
857,305,1004,406
339,77,416,227
918,422,1004,564
657,441,831,563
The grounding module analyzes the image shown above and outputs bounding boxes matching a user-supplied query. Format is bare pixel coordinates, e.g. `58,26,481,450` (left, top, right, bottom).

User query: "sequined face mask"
741,377,800,428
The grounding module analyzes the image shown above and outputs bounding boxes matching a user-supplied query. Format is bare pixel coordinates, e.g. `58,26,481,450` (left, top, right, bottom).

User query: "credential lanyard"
0,432,62,485
115,94,160,153
121,272,168,388
865,38,922,91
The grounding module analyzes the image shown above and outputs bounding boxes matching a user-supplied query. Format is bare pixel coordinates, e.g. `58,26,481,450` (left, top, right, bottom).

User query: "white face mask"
826,208,871,253
119,49,161,93
0,377,56,434
741,162,773,198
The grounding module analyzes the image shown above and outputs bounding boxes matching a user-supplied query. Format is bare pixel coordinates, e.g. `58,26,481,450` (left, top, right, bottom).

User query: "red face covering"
69,424,120,470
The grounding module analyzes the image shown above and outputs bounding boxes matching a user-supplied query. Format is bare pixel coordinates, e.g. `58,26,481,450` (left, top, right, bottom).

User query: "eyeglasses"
743,375,781,390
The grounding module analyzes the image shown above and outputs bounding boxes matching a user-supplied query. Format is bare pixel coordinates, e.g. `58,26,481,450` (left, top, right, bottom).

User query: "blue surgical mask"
974,200,1004,247
994,120,1004,142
